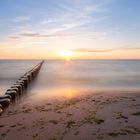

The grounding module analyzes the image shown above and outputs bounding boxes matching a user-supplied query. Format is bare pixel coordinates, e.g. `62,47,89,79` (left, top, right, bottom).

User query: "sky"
0,0,140,59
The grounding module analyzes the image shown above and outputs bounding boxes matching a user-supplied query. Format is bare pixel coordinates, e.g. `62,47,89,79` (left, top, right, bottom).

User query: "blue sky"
0,0,140,59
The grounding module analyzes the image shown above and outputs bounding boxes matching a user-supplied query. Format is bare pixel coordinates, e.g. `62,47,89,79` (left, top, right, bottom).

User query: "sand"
0,91,140,140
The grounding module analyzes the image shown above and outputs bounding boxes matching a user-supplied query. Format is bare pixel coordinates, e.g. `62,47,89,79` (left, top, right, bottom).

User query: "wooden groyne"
0,60,44,115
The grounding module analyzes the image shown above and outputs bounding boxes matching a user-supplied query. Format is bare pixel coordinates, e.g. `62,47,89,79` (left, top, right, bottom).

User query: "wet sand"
0,91,140,140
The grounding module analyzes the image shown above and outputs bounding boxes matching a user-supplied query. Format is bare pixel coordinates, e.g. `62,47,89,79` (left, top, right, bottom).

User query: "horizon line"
0,58,140,61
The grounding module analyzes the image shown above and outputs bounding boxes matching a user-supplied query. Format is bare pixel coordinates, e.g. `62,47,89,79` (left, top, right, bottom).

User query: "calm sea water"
0,60,140,101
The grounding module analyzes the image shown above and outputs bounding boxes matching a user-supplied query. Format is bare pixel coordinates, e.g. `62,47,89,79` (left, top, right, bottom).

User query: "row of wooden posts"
0,60,44,115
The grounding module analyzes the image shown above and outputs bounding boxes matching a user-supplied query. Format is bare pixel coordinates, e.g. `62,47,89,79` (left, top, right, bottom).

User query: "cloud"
39,0,110,35
18,32,76,38
122,47,140,50
0,0,115,54
72,46,140,53
9,36,20,39
10,16,30,22
19,32,40,37
72,48,112,53
40,19,54,25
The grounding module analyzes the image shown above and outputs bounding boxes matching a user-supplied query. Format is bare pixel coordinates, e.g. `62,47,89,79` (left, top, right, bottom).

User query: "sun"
62,50,73,57
61,50,74,60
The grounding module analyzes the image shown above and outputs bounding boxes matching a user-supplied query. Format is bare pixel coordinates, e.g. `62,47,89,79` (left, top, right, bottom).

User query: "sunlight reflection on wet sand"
23,88,86,105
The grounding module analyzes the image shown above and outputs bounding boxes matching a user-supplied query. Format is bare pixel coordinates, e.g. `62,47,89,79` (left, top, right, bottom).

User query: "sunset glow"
60,50,74,60
1,1,140,140
62,50,73,57
0,0,140,59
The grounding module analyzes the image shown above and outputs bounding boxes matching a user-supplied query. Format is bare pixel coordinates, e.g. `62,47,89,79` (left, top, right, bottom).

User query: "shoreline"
0,91,140,140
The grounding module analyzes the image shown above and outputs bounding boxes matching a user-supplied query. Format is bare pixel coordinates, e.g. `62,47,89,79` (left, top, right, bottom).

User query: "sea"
0,60,140,102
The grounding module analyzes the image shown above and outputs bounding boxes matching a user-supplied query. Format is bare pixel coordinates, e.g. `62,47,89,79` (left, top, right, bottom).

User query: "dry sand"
0,91,140,140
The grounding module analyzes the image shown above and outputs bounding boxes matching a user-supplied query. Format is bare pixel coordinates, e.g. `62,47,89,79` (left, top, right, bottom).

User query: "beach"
0,91,140,140
0,60,140,140
1,0,140,139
